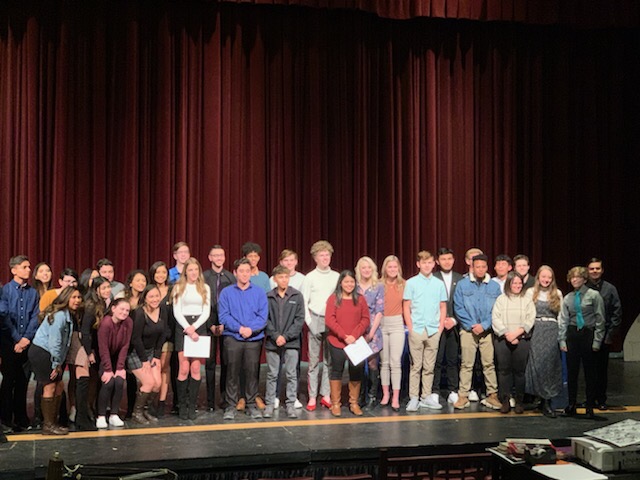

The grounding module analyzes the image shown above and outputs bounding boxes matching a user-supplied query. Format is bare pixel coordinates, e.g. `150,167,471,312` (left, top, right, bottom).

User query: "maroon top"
325,294,370,349
98,315,133,372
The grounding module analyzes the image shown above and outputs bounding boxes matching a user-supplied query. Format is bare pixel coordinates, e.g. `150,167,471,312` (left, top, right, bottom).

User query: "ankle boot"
500,395,511,414
349,381,363,416
144,392,159,422
188,378,201,420
41,398,68,436
131,392,150,424
365,369,379,409
541,398,556,418
514,395,525,414
75,377,98,431
329,380,342,417
176,380,189,420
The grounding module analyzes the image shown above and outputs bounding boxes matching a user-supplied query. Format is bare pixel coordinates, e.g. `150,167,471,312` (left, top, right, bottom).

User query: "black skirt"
174,315,208,352
29,344,63,384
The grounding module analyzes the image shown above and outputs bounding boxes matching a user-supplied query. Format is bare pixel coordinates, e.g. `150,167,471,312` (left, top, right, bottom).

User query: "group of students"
0,240,622,439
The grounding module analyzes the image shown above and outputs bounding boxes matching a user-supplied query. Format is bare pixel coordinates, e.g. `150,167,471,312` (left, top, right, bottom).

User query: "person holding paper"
403,250,447,412
325,270,370,417
96,298,133,428
172,257,211,420
126,285,168,424
218,258,268,421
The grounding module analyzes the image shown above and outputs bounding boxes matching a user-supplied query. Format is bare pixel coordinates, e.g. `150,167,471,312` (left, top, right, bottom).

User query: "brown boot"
131,391,150,424
41,398,68,436
348,382,363,416
52,395,69,433
329,380,342,417
500,395,511,414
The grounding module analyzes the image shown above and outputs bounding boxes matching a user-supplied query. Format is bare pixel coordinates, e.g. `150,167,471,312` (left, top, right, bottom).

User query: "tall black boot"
57,390,69,427
75,377,98,431
176,380,189,420
125,373,137,419
188,378,201,420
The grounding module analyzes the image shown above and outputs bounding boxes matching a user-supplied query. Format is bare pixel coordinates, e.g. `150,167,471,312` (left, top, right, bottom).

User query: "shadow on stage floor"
2,359,640,479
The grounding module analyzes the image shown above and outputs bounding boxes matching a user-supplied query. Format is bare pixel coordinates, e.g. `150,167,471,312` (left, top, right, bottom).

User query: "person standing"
172,257,211,420
524,266,564,418
379,255,406,412
96,259,125,298
325,270,370,417
586,258,622,410
491,273,536,414
453,254,502,410
169,242,191,285
219,258,268,420
433,247,463,405
203,245,235,410
559,266,605,418
0,255,40,431
403,251,447,412
263,266,305,418
301,240,340,411
355,256,384,409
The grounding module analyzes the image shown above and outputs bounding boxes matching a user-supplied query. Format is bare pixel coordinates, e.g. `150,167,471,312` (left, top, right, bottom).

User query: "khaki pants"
458,329,497,397
408,329,441,399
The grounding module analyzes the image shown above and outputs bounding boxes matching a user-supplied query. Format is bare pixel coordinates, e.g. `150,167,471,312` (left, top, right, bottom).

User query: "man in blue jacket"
218,258,268,420
452,254,502,410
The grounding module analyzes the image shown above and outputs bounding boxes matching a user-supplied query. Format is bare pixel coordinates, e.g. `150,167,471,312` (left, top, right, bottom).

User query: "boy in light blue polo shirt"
403,251,447,411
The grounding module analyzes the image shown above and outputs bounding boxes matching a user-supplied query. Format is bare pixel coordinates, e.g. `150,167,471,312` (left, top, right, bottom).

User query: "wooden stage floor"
2,358,640,479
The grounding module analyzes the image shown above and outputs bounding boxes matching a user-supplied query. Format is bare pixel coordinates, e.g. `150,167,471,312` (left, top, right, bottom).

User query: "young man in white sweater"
301,240,339,411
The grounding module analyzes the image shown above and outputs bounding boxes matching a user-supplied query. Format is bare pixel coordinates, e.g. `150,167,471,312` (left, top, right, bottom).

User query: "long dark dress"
524,292,563,399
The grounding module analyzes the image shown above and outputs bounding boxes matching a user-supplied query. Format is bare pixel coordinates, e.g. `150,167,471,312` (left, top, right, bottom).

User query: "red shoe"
320,397,332,409
306,401,317,412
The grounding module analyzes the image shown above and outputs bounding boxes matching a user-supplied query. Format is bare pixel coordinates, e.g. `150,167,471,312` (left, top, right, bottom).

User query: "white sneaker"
447,392,459,404
96,416,108,429
419,393,443,410
274,398,280,409
406,397,420,412
294,398,303,409
468,390,480,402
108,414,124,427
509,396,516,408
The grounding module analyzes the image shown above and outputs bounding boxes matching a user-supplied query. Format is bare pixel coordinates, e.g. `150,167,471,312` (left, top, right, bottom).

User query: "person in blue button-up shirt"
0,255,40,431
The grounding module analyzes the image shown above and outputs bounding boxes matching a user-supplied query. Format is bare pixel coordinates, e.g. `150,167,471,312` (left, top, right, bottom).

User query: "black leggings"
97,376,125,416
329,344,363,382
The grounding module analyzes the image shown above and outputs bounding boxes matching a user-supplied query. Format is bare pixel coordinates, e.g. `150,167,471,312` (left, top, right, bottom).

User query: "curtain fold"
1,1,638,336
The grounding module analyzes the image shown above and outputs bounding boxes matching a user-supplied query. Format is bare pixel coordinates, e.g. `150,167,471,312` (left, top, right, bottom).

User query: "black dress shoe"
585,407,595,419
597,404,609,411
563,404,577,416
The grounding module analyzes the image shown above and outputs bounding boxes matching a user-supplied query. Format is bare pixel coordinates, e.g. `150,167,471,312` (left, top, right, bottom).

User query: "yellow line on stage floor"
9,406,640,442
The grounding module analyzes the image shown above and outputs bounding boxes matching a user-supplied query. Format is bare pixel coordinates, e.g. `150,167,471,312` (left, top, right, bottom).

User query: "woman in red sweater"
96,298,133,429
325,270,370,417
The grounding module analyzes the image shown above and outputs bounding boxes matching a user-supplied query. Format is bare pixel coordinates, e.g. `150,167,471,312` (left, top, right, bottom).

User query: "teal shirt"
403,273,447,335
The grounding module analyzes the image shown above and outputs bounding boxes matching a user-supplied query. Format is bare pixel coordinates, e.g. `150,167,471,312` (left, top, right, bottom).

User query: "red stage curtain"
1,1,638,338
218,0,640,26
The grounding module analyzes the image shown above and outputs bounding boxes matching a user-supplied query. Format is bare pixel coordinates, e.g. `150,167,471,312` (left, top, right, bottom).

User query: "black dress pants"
224,337,262,407
566,326,597,407
0,344,30,427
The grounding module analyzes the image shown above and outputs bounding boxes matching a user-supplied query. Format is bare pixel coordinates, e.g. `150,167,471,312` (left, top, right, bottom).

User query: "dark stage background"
1,1,639,343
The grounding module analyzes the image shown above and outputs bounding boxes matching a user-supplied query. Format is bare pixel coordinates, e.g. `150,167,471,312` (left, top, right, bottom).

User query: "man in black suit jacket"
433,248,464,404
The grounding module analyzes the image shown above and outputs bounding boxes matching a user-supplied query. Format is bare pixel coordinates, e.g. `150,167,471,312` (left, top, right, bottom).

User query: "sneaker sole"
454,402,470,409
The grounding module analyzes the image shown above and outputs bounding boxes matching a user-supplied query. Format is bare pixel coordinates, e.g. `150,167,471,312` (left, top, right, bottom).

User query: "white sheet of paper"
531,464,607,480
184,335,211,358
343,336,373,365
